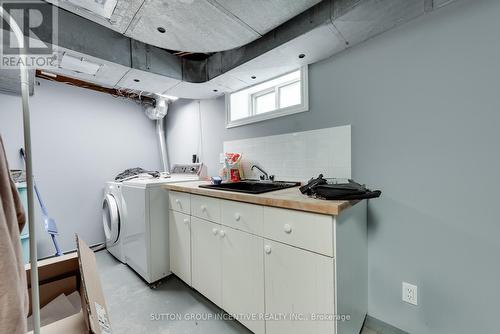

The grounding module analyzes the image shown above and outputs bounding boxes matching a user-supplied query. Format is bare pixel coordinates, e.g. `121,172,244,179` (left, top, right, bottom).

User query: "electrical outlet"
219,153,226,164
402,282,418,305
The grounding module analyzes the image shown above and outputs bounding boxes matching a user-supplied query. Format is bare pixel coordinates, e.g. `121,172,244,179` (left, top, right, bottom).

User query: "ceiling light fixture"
133,79,140,82
59,53,101,75
157,27,166,33
157,94,179,101
39,71,57,78
67,0,118,19
251,76,256,79
298,53,305,59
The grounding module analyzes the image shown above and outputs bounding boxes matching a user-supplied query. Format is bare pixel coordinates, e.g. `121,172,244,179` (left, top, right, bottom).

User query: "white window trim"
251,86,276,115
276,78,301,109
225,66,309,128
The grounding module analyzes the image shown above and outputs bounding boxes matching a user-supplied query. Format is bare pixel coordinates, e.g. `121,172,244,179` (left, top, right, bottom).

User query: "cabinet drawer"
169,191,190,214
191,195,221,223
221,200,263,236
263,207,334,257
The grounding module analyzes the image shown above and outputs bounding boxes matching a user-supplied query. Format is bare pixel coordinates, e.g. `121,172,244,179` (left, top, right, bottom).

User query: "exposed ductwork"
45,0,323,53
6,0,458,99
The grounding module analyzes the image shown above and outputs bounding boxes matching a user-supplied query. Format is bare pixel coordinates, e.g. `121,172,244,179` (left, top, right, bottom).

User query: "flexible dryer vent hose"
145,97,170,173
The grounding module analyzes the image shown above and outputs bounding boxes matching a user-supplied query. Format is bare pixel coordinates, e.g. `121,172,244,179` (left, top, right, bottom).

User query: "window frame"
225,66,309,128
251,86,277,115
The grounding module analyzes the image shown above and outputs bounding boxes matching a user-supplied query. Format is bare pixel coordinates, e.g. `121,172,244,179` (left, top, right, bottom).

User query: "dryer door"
103,194,120,244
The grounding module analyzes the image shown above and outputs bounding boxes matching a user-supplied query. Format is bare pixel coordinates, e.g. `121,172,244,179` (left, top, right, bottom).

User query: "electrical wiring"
36,72,156,106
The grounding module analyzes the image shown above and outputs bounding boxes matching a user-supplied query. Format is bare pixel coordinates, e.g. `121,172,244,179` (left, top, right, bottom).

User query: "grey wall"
167,0,500,333
0,79,161,258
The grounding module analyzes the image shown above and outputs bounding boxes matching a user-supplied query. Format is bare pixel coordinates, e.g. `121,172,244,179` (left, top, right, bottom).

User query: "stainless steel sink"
199,180,300,194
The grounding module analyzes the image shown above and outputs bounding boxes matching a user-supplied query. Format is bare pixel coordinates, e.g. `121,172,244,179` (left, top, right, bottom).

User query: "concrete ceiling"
46,0,322,52
3,0,460,99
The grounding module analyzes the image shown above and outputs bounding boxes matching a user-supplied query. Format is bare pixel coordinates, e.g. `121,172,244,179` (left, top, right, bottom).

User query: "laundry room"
1,1,500,334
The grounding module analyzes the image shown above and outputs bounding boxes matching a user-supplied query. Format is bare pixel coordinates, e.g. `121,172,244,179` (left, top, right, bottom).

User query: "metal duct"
156,119,169,173
145,97,168,120
13,0,457,98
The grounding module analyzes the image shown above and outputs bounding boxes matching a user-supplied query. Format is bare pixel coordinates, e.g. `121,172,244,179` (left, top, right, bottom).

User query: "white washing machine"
120,164,204,283
102,181,126,263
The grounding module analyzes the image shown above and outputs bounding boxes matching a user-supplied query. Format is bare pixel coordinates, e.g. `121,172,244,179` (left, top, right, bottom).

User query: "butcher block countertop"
164,181,358,216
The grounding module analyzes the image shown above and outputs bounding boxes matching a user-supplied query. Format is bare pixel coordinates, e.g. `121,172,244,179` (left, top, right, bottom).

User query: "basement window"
226,66,309,128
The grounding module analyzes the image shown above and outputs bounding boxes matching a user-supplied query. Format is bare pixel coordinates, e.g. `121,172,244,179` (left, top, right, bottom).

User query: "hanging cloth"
0,135,28,334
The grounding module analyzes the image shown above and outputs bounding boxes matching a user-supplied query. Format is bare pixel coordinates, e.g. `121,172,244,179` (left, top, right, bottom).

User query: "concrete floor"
96,250,377,334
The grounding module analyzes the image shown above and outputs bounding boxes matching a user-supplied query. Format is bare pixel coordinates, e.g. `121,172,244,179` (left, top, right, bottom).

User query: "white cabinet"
168,192,367,334
264,240,335,334
169,210,191,285
221,226,265,334
191,217,222,306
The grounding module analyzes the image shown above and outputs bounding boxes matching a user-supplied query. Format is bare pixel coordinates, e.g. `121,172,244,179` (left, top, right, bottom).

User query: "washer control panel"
171,163,204,175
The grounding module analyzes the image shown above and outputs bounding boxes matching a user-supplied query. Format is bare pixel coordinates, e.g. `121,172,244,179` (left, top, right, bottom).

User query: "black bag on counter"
300,174,381,200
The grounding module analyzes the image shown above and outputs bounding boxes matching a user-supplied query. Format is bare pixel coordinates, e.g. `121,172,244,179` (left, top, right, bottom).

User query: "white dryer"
102,181,126,263
120,164,204,283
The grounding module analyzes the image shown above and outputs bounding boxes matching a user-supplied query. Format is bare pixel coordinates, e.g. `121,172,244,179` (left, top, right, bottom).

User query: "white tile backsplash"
223,125,351,182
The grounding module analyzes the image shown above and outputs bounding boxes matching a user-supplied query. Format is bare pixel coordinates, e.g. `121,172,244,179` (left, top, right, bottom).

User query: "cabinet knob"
283,224,292,234
264,245,272,254
201,205,207,212
212,228,218,235
219,230,226,238
234,213,241,221
183,218,189,224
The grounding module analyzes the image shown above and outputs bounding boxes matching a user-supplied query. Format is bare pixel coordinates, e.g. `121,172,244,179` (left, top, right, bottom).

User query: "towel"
0,135,28,334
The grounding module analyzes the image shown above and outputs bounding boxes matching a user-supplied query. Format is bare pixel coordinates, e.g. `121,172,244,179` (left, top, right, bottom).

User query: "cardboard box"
25,236,111,333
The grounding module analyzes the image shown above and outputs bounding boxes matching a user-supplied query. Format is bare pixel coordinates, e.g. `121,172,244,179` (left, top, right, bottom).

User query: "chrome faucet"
251,165,274,181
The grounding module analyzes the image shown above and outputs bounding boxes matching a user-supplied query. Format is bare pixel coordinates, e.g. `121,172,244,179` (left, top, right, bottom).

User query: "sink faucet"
251,165,274,181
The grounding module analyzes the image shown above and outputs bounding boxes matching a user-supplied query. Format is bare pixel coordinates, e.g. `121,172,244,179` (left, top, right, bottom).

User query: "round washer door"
102,194,120,244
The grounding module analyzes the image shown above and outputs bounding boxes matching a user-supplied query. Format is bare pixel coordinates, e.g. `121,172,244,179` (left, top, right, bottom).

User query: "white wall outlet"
219,153,226,164
402,282,418,305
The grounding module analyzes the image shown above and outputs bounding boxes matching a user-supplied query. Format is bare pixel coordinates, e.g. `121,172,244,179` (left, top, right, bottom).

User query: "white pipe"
156,119,170,173
0,6,40,334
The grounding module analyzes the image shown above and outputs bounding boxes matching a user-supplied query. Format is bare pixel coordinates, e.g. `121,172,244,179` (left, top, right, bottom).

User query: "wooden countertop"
164,181,358,216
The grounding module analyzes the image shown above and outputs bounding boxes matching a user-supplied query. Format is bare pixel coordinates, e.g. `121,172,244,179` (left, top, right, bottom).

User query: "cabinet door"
191,217,222,306
221,227,265,334
264,240,335,334
169,210,191,285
